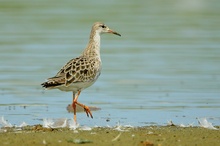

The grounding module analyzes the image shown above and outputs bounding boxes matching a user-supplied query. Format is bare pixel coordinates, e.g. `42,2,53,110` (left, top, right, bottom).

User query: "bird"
41,22,121,123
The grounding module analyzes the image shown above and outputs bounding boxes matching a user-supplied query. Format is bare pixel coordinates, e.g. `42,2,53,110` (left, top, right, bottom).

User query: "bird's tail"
41,81,61,88
41,76,64,88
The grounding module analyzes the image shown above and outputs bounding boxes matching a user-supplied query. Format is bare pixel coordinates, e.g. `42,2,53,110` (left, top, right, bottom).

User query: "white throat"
93,31,101,48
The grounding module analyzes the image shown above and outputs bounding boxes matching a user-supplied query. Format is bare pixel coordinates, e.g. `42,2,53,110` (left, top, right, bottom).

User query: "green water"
0,0,220,126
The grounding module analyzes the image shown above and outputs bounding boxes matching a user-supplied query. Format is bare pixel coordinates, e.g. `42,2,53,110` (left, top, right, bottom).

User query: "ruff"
41,22,121,122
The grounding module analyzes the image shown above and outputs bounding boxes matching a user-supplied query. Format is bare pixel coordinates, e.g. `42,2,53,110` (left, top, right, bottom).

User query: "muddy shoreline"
0,125,219,146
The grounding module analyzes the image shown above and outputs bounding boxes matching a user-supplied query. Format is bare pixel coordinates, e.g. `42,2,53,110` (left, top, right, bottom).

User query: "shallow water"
0,0,220,127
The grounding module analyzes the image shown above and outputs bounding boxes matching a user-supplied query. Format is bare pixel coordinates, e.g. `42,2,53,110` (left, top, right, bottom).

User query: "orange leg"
72,91,80,122
72,91,93,123
75,102,93,119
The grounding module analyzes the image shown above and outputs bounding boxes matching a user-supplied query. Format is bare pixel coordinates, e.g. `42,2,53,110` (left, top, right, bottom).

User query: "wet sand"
0,125,219,146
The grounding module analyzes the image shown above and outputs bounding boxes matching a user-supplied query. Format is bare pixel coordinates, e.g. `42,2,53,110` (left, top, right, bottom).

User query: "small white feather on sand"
198,118,218,130
0,116,12,127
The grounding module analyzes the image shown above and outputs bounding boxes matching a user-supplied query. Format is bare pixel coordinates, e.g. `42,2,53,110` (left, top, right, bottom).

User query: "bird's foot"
83,105,93,119
76,102,93,119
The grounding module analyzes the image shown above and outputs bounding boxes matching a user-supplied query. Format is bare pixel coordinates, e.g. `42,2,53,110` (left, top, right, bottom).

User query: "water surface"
0,0,220,126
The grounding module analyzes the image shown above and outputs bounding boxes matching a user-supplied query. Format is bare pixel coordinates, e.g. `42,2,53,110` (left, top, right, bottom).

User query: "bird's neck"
82,30,101,58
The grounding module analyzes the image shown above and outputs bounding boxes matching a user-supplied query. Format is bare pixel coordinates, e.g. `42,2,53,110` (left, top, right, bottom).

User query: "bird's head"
93,22,121,36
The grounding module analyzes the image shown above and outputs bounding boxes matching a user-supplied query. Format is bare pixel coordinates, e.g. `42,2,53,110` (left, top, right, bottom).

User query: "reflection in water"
0,0,220,126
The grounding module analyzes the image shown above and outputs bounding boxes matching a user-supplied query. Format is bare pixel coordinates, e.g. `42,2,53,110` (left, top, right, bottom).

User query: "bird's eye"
101,25,106,28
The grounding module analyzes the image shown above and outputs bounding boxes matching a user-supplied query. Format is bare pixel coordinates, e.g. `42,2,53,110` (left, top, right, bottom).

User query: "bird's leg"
75,102,93,119
72,90,93,119
72,91,81,123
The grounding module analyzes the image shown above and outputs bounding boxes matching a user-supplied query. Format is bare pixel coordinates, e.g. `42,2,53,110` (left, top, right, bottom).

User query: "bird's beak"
108,29,121,36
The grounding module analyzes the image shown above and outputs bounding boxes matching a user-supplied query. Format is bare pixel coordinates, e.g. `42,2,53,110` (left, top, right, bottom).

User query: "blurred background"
0,0,220,126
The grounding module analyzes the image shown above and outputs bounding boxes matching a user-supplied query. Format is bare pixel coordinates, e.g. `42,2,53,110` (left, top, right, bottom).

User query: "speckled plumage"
42,56,101,92
41,22,121,122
